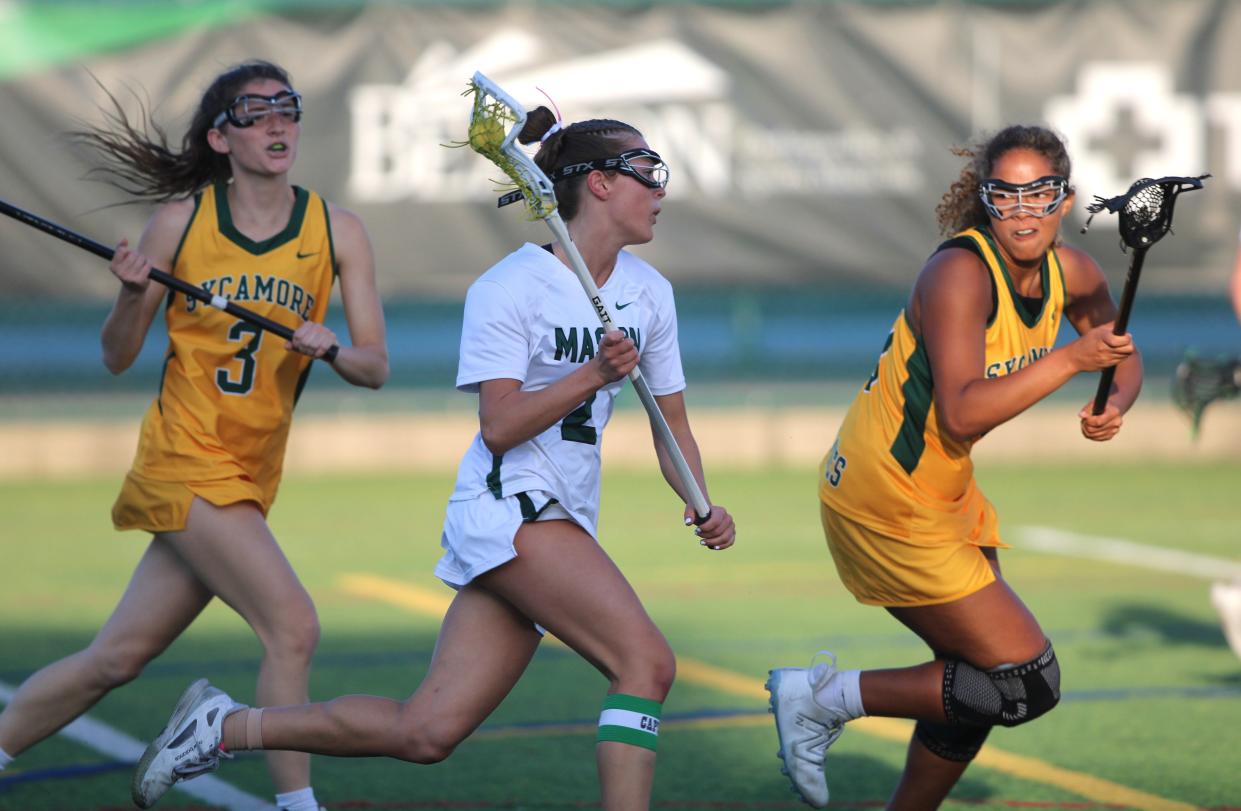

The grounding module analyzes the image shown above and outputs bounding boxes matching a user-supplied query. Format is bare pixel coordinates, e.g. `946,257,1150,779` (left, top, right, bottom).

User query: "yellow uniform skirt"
112,471,271,533
820,501,999,607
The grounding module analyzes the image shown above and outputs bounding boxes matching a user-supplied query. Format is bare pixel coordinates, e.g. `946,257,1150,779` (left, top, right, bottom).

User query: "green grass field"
1,463,1239,810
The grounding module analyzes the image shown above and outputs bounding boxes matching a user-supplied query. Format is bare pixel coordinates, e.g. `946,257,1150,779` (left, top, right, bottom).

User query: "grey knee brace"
942,641,1060,727
915,721,992,762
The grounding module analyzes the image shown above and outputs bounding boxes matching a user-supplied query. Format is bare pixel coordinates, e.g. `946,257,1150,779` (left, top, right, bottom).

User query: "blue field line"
0,751,270,792
3,658,1238,706
0,759,130,790
0,624,1192,685
0,711,752,790
482,705,764,734
468,685,1241,738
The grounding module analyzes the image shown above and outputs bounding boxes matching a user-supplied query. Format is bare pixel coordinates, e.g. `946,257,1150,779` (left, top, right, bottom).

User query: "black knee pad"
915,720,992,762
942,641,1060,727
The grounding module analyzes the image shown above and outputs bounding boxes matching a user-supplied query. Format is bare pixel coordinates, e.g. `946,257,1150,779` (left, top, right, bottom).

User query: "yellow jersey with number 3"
819,226,1065,544
122,182,335,509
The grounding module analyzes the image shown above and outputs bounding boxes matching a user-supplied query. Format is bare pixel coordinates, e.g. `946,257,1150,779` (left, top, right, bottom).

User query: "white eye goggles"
978,175,1069,220
552,148,670,190
498,148,670,208
212,91,303,129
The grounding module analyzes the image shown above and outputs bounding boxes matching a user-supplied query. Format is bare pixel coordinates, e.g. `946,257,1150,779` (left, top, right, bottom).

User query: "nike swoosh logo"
296,250,319,259
615,301,634,310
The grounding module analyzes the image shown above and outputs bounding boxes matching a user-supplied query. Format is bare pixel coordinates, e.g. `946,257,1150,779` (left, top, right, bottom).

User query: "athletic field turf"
1,463,1239,810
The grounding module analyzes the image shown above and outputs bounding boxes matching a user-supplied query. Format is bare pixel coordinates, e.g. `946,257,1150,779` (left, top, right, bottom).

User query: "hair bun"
517,105,561,146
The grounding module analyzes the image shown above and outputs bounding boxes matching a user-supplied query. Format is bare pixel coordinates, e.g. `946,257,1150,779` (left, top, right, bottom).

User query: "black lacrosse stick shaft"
1091,245,1147,415
0,197,338,362
1083,174,1208,417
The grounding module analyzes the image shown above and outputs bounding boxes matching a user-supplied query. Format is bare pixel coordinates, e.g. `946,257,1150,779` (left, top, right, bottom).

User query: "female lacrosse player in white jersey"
766,125,1142,809
0,61,388,811
130,107,735,811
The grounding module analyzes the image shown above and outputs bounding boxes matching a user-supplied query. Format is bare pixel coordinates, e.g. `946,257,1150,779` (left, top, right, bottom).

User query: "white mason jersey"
450,242,686,537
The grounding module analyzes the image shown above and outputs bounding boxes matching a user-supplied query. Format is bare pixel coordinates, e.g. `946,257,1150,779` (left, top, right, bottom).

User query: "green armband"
596,693,662,751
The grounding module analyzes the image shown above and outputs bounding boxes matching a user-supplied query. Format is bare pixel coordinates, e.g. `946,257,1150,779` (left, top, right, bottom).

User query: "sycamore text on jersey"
186,273,317,320
985,346,1051,378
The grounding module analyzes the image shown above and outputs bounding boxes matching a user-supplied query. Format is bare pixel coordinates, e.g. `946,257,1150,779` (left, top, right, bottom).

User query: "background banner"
1,0,1239,299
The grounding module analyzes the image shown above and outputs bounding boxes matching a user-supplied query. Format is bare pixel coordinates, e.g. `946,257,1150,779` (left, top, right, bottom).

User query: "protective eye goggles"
978,175,1069,220
552,148,670,190
212,91,303,129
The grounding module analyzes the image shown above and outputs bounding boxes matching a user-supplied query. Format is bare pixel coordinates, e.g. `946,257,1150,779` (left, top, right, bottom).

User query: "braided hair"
935,125,1073,237
70,61,294,203
517,106,643,220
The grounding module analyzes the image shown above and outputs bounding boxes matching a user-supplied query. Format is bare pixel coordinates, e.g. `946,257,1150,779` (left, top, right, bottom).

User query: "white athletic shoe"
766,653,847,809
131,678,242,809
1211,581,1241,663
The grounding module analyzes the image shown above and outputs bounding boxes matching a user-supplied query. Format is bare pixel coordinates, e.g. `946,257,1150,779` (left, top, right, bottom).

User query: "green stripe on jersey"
890,329,934,475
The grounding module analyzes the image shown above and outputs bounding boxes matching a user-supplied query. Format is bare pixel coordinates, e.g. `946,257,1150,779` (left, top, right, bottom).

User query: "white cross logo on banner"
1046,62,1204,216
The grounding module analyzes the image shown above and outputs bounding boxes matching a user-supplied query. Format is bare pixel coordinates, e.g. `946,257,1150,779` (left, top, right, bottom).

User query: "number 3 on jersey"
217,320,262,395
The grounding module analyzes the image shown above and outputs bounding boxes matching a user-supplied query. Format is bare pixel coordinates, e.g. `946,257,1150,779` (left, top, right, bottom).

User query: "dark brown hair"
517,106,643,220
71,60,294,202
935,124,1073,236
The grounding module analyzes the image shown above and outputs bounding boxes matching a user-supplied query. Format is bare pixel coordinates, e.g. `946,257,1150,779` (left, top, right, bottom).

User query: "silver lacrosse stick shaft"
544,209,712,522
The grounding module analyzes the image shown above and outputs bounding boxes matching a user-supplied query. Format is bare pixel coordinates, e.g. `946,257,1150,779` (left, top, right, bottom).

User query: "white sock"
813,668,866,721
0,745,13,770
275,787,319,811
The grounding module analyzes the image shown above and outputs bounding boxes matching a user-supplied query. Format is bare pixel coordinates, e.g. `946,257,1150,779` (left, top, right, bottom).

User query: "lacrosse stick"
1079,174,1207,415
1172,350,1240,438
463,71,711,523
0,197,338,361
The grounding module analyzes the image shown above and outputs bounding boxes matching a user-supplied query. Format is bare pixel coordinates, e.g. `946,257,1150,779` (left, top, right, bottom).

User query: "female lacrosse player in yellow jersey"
766,125,1142,809
128,104,735,811
0,61,388,811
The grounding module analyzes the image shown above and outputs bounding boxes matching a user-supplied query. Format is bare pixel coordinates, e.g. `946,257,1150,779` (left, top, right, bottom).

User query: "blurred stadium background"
2,0,1240,472
3,0,1241,468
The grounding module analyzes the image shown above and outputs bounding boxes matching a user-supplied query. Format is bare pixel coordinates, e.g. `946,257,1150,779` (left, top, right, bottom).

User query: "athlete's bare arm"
651,390,735,550
478,330,637,456
101,198,196,374
323,204,388,388
913,248,1131,441
1058,244,1143,439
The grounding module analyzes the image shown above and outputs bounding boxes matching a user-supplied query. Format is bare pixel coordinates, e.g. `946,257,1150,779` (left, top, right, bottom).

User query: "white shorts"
434,490,573,588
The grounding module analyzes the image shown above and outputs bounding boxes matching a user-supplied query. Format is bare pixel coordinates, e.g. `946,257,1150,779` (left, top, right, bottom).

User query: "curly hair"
935,125,1073,237
70,61,294,203
517,106,643,220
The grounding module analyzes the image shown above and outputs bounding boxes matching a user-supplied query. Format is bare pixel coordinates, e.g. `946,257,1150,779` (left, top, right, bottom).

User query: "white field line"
0,680,274,811
1015,525,1241,581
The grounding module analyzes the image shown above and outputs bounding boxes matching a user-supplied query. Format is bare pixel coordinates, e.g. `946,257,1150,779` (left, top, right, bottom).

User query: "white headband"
540,122,562,143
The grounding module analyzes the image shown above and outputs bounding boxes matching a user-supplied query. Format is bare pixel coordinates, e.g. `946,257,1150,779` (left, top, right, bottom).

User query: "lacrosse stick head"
464,72,558,220
1172,349,1241,438
1081,174,1208,251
